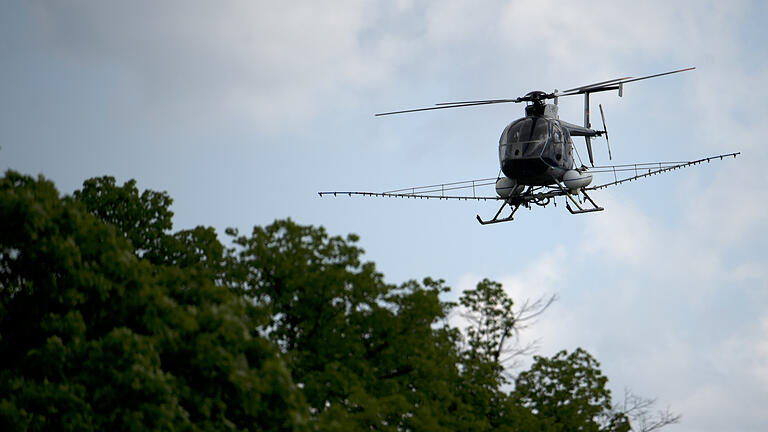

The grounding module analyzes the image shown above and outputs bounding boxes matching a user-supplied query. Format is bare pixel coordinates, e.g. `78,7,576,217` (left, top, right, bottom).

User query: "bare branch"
515,293,558,326
617,388,682,432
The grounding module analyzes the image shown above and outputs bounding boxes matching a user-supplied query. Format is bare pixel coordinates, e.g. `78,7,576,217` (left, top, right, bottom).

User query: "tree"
0,172,308,431
460,279,517,366
513,348,630,432
227,220,479,431
73,176,173,261
455,278,556,430
459,278,555,370
74,176,227,278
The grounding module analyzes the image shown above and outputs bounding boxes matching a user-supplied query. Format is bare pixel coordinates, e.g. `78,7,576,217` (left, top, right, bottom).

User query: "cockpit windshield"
503,118,549,145
499,117,550,159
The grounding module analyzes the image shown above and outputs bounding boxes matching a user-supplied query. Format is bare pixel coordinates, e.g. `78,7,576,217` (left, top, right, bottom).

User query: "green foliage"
459,278,517,385
514,348,630,432
228,220,471,431
0,172,673,431
460,279,516,360
73,176,173,261
0,171,308,431
74,176,227,278
450,279,513,429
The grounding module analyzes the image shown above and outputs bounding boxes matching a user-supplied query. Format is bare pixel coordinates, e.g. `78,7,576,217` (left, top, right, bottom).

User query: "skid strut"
548,175,604,215
565,189,604,214
477,186,535,225
477,201,522,225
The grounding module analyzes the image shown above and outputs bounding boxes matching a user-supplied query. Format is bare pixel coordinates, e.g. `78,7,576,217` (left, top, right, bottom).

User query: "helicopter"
319,67,740,224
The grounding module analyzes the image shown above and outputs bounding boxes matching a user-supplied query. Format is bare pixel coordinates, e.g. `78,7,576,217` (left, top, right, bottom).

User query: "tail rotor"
599,104,612,160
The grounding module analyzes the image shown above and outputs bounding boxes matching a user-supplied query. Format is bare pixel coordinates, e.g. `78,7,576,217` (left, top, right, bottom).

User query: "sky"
2,1,767,430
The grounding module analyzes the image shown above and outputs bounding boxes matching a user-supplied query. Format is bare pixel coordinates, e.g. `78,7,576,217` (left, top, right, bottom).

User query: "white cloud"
673,319,768,431
498,0,745,63
682,158,768,247
422,1,497,44
755,314,768,386
27,1,420,131
25,0,756,137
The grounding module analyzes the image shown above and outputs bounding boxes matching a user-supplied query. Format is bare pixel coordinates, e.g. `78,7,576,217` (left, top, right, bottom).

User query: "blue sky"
2,1,767,430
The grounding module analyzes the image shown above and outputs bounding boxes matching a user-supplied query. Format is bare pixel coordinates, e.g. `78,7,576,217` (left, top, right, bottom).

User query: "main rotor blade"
557,67,695,97
434,98,520,106
375,99,519,116
619,66,695,85
376,67,696,116
561,76,632,94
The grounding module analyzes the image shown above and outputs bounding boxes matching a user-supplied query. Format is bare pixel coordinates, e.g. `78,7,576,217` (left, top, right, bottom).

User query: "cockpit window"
499,117,550,159
503,118,549,145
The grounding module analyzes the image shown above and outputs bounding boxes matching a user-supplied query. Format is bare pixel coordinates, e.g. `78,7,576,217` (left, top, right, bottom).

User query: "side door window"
551,123,564,161
563,127,574,164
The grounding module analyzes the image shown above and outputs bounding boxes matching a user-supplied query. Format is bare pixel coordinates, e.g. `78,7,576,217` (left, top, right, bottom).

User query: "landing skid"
476,201,522,225
476,185,603,224
565,189,604,214
549,176,604,215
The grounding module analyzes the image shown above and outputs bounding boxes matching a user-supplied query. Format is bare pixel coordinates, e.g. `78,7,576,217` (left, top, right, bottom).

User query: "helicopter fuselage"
498,104,577,187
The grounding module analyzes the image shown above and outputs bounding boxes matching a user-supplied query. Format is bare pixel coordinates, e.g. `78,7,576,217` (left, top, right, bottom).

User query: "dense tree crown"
0,172,678,431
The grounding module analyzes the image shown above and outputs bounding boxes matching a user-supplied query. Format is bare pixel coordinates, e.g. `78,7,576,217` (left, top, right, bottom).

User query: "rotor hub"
523,91,549,103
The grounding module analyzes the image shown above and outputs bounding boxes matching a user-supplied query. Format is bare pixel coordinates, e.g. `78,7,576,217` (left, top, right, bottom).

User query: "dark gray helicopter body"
497,91,601,198
319,68,740,224
500,109,574,185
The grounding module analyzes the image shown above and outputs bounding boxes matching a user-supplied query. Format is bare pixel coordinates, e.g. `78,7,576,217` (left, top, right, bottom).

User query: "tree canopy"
0,172,678,431
0,173,307,431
